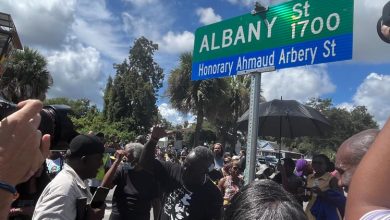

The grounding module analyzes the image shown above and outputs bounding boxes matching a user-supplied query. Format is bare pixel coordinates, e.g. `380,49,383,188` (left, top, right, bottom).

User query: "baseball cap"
67,134,105,158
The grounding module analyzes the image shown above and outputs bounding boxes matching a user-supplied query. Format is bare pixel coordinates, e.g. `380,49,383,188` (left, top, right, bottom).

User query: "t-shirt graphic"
164,187,192,220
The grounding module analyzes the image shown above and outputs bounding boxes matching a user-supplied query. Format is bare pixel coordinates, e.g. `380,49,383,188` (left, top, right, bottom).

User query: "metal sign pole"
244,72,261,184
242,66,275,185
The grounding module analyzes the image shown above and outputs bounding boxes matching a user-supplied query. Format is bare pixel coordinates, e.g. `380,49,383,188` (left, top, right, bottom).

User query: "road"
103,188,114,220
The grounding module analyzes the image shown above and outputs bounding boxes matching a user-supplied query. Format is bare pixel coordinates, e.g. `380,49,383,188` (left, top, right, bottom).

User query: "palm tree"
167,52,228,147
0,46,53,102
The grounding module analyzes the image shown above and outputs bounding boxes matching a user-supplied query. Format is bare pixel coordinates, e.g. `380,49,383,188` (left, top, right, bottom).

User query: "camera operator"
0,100,51,219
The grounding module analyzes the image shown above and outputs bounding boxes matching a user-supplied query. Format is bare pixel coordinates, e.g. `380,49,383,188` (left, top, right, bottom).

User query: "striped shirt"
361,210,390,220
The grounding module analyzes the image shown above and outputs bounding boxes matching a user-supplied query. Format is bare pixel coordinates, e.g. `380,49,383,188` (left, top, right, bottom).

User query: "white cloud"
226,0,253,7
71,0,129,62
122,12,166,42
158,31,195,54
352,73,390,127
158,103,194,125
123,0,157,7
71,18,128,62
196,8,222,25
261,65,336,102
46,45,105,106
76,0,112,21
121,1,174,42
226,0,291,7
336,102,354,112
2,0,76,49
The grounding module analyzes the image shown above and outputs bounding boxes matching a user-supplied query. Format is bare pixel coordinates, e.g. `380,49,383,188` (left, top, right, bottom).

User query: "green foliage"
103,37,164,135
45,97,135,142
167,52,229,147
0,46,53,102
182,121,217,148
294,98,378,156
45,97,96,118
211,76,256,147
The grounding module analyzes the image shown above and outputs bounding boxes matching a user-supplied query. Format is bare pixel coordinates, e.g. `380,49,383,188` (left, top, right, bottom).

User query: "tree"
0,47,53,102
211,76,254,148
45,97,95,118
294,98,378,157
103,37,164,135
103,76,113,120
46,97,135,142
167,52,228,147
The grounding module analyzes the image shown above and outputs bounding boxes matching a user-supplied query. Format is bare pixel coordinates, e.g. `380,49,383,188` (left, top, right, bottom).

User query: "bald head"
339,129,379,165
336,129,379,189
183,146,214,187
185,146,214,167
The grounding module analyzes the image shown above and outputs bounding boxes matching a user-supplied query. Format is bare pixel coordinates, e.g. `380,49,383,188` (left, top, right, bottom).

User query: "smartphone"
90,186,109,208
76,197,87,220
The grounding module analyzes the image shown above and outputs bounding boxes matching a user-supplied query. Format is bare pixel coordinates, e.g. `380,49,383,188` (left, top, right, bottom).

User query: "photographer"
33,134,106,220
0,100,50,219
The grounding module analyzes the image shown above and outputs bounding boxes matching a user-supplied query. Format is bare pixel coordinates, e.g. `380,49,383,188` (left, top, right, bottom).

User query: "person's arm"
346,118,390,219
0,100,50,219
278,164,297,193
217,177,226,195
101,150,125,188
139,127,168,173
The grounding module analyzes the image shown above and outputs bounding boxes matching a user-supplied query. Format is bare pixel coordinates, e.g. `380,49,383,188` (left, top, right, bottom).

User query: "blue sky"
3,0,390,126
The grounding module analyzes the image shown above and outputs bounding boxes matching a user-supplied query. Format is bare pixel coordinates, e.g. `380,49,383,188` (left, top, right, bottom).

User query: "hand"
0,100,51,186
9,208,22,216
114,150,126,162
86,203,106,220
150,126,170,141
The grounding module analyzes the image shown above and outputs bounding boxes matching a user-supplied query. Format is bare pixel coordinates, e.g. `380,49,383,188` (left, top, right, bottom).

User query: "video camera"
0,98,79,150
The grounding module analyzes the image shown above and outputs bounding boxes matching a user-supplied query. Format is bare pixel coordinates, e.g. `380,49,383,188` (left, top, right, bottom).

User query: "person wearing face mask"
101,143,160,220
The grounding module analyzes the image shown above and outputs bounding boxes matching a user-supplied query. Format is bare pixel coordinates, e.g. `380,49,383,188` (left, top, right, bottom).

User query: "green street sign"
192,0,354,80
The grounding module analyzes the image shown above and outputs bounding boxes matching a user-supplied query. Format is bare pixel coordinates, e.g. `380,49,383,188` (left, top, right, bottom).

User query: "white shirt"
33,164,93,220
361,210,390,220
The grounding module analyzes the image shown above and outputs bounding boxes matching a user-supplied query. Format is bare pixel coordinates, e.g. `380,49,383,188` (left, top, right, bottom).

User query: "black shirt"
154,161,223,220
110,164,160,220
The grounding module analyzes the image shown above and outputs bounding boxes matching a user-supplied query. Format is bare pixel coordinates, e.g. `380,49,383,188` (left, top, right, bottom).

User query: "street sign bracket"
237,66,276,76
251,1,269,15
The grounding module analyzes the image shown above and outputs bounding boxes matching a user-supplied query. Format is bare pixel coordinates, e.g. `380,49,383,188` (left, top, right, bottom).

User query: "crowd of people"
1,99,390,220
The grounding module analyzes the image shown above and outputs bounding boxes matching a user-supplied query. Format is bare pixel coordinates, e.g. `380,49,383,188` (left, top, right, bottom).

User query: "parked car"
265,156,279,166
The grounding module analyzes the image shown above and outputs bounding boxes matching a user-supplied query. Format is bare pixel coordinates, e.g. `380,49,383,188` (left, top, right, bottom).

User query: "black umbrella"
238,99,331,143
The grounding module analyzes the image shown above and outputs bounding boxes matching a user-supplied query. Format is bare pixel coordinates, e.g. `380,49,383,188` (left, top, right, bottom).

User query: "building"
0,12,22,76
257,139,303,159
